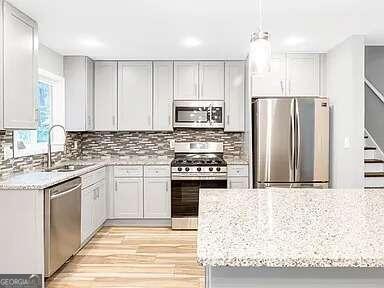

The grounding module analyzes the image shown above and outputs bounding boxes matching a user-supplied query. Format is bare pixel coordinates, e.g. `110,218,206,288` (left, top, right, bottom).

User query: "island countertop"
197,188,384,268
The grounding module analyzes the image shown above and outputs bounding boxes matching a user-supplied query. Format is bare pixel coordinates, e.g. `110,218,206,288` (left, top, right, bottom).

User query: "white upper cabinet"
153,61,173,131
94,61,118,131
174,61,199,100
118,61,152,131
252,53,321,97
3,2,38,129
286,53,320,96
252,54,286,97
224,61,245,132
64,56,94,131
199,61,225,100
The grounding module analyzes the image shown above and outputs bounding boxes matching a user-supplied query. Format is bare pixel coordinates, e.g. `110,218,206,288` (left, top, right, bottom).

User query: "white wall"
39,44,63,76
327,35,365,188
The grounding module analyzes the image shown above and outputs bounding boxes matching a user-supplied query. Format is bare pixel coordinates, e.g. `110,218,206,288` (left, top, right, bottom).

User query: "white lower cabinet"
144,178,171,218
81,185,94,242
228,177,249,189
114,178,144,218
81,180,106,243
227,165,249,189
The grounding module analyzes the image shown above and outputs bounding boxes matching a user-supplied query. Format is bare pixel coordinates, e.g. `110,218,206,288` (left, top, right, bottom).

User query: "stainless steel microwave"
173,101,224,128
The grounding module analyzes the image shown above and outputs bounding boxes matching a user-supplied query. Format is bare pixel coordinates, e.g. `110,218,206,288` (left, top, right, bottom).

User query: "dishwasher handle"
50,183,82,200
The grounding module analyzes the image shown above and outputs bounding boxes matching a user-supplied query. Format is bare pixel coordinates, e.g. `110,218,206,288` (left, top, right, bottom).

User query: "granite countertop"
197,188,384,268
224,157,248,165
0,157,172,190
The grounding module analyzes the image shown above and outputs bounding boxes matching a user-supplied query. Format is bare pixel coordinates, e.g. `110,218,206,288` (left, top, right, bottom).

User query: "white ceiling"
8,0,384,60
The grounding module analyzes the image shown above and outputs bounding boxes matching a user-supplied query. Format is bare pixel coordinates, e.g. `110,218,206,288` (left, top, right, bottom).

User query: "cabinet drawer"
114,165,143,177
227,165,248,177
144,165,170,178
82,168,105,189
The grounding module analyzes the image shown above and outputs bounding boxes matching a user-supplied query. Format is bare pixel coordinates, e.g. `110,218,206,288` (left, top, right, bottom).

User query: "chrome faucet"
47,125,66,169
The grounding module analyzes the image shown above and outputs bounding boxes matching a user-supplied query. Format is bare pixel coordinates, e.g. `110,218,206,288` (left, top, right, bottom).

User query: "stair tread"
365,172,384,177
365,146,377,150
365,159,384,163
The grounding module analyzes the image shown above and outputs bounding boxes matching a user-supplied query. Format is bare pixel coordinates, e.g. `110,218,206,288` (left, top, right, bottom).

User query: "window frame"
13,69,66,158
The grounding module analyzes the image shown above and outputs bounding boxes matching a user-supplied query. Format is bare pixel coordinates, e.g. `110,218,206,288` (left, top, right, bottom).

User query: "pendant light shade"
249,0,271,76
249,31,271,75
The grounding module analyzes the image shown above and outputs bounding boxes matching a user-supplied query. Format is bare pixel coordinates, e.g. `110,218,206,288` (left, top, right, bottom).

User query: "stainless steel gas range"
171,142,227,230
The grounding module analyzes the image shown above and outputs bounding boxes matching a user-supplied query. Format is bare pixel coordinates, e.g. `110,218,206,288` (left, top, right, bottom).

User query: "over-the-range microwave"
173,100,224,128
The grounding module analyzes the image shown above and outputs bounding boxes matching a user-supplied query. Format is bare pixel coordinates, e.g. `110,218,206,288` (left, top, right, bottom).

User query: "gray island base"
197,189,384,288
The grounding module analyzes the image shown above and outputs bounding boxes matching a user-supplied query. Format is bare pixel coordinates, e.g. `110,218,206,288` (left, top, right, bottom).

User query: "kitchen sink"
45,164,92,172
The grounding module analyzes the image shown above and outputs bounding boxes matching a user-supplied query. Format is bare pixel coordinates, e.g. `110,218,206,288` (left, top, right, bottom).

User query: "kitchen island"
197,188,384,287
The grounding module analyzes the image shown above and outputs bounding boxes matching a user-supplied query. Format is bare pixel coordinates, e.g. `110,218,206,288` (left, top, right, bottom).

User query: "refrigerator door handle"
295,99,301,181
289,100,295,182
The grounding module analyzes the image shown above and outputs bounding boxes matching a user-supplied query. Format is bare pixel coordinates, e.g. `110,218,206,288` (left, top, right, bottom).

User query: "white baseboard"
104,218,171,227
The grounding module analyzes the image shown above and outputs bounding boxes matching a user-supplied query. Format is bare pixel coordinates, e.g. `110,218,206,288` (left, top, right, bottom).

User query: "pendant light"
249,0,271,76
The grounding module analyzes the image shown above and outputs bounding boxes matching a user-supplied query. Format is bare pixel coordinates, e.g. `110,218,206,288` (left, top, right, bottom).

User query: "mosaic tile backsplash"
0,129,246,178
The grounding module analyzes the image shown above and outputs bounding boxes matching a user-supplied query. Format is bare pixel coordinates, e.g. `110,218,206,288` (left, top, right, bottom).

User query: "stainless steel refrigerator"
252,97,329,188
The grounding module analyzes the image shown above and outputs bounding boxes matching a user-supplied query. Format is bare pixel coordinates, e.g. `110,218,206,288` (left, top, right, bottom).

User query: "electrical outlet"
3,144,13,160
170,140,175,149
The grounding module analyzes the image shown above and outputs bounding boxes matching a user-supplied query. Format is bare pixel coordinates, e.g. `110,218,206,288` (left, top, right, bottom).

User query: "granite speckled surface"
0,157,172,190
197,188,384,268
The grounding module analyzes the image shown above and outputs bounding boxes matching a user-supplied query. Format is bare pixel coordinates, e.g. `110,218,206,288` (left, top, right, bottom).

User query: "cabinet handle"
226,115,230,125
35,107,39,125
115,182,117,191
166,182,169,192
280,80,284,95
148,115,151,126
289,79,292,95
112,116,116,127
194,83,198,98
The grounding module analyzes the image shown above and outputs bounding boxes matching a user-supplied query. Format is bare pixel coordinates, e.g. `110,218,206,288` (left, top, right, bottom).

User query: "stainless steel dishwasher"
44,177,81,277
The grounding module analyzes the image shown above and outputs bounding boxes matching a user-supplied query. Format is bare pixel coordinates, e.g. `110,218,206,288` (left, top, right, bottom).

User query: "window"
13,69,65,158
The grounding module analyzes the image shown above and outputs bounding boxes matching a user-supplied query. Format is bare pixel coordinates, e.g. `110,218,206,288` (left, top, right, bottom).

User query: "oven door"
171,179,227,229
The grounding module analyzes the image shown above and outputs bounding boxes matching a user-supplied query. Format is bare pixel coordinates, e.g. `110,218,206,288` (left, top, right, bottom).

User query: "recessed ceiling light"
181,37,202,48
79,37,104,47
284,36,306,47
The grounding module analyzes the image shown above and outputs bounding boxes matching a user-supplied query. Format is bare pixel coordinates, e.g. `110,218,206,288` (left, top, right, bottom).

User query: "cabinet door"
199,61,224,100
286,54,320,96
86,57,94,130
224,61,245,132
252,54,286,97
118,61,152,130
94,61,118,131
93,180,106,229
81,186,94,243
228,177,249,189
174,62,199,100
144,178,171,218
114,178,143,218
153,61,173,131
3,3,38,129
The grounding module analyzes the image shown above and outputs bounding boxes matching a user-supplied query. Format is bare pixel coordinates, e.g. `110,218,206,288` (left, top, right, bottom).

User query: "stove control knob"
209,167,214,172
177,167,182,172
216,167,221,172
185,167,190,172
197,167,202,172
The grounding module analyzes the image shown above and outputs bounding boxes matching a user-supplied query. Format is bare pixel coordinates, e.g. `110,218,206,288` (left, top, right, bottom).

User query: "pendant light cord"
258,0,263,32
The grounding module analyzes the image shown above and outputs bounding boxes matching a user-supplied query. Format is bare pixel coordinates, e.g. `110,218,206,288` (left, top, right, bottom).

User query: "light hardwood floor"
47,227,204,288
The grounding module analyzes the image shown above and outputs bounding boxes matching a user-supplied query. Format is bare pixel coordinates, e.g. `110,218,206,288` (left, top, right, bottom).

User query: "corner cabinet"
94,61,118,131
2,2,38,129
153,61,173,131
224,61,245,132
64,56,94,131
118,61,152,131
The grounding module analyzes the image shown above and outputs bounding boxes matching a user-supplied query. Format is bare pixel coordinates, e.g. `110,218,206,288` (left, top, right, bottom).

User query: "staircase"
364,133,384,188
